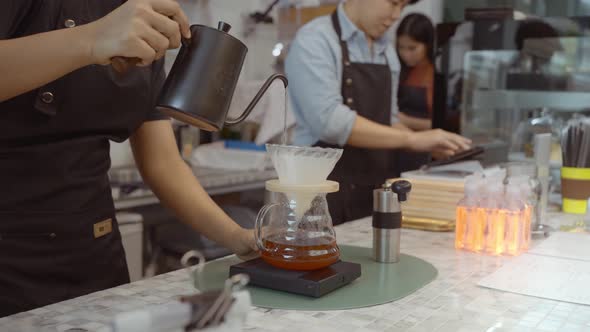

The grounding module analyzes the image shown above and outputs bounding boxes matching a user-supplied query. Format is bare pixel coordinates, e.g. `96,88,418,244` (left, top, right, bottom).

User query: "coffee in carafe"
261,234,340,271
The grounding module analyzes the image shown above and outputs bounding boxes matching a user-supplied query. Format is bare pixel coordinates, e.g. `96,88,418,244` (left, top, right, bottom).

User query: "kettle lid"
217,21,232,33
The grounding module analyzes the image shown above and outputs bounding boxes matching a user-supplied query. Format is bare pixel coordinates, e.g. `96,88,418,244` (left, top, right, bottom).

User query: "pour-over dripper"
266,144,343,220
266,144,343,184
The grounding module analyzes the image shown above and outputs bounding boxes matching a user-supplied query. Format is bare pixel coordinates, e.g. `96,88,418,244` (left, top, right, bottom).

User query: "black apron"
315,12,397,225
396,84,432,174
0,0,167,317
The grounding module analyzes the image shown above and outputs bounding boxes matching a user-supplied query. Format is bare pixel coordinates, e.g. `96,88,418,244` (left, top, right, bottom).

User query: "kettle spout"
224,73,288,126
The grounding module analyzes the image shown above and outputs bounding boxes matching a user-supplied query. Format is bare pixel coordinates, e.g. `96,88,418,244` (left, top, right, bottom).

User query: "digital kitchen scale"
229,259,361,298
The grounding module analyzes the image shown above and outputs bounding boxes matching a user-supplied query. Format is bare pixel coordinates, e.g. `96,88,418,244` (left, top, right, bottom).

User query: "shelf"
508,152,562,169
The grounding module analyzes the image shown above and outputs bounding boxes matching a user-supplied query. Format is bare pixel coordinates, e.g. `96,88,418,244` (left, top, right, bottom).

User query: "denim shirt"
285,2,400,147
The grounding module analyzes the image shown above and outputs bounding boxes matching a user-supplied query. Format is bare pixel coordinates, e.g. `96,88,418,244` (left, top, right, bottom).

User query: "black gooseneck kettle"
156,21,288,132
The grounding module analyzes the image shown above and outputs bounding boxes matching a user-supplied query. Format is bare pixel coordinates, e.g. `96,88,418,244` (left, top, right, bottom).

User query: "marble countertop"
2,213,589,332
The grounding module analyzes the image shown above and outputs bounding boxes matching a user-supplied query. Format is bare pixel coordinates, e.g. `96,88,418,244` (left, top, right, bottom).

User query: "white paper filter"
266,144,343,220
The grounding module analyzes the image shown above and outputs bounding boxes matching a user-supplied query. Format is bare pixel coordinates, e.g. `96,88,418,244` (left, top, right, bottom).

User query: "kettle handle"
224,73,289,127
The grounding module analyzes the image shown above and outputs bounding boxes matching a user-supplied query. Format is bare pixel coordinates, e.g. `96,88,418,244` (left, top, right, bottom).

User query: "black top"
0,0,168,212
398,85,430,119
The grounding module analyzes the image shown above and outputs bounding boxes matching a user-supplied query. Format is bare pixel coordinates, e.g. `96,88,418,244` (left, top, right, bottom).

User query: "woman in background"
396,13,436,173
397,13,435,131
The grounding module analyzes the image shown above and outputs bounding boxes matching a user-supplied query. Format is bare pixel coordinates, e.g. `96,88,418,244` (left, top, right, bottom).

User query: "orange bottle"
508,177,534,252
493,209,507,255
456,176,481,250
455,206,467,249
521,204,532,250
504,185,526,256
474,207,487,252
480,182,504,254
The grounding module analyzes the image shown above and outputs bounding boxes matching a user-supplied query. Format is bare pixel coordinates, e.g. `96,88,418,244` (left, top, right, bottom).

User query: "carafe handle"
224,74,289,127
254,202,284,253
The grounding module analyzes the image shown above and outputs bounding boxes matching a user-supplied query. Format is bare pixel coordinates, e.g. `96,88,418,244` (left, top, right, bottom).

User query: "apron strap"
330,11,351,64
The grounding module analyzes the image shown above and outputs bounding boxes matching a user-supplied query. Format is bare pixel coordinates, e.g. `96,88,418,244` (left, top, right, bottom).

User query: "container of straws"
561,116,590,214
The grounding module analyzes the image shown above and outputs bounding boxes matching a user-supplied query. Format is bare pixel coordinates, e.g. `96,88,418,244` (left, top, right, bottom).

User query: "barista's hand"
408,129,472,158
229,228,259,261
85,0,191,66
431,149,457,160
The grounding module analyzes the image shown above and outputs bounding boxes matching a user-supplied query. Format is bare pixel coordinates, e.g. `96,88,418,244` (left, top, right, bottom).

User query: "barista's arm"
130,120,258,260
0,27,94,102
0,0,189,102
392,121,413,132
398,112,432,131
347,115,469,157
347,116,410,148
285,24,470,155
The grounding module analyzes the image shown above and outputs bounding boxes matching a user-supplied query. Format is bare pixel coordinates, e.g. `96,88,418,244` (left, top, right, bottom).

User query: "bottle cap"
464,174,483,196
483,177,504,197
507,175,530,185
520,182,532,198
506,184,521,199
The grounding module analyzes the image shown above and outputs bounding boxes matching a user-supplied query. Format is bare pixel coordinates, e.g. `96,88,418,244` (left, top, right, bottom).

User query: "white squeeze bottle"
455,175,481,250
481,180,504,255
503,184,526,256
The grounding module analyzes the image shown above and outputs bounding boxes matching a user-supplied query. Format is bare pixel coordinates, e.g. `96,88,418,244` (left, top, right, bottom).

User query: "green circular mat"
194,245,437,311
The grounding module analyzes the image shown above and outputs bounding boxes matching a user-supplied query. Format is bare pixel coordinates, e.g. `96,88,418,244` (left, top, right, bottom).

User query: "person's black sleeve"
0,0,36,39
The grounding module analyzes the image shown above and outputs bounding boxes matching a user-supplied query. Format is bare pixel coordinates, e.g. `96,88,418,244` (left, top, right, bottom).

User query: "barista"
0,0,256,316
285,0,471,225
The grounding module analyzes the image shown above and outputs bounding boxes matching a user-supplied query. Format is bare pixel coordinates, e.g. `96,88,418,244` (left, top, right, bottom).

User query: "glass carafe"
255,180,340,271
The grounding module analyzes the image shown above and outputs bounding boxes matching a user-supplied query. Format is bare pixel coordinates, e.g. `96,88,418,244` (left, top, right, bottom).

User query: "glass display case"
433,16,590,167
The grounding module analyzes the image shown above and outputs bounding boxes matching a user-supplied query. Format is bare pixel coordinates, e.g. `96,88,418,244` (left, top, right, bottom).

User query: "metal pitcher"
156,21,288,132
